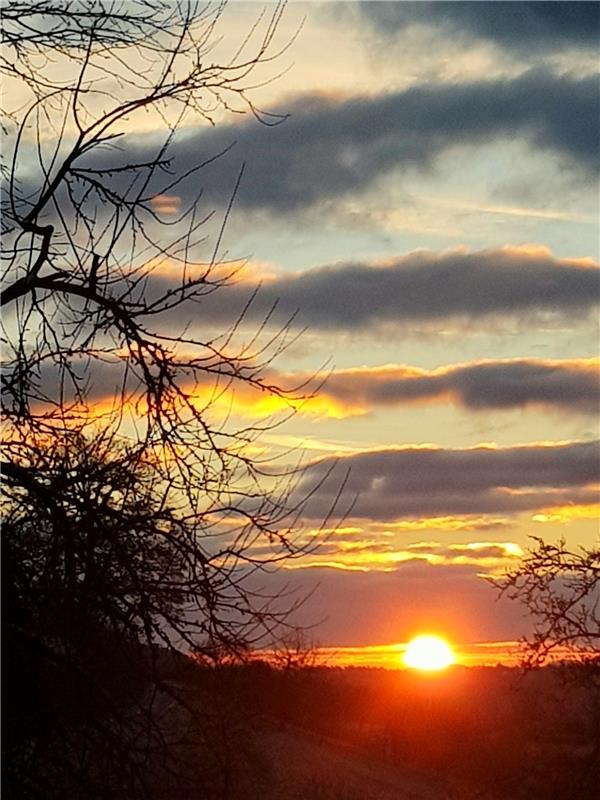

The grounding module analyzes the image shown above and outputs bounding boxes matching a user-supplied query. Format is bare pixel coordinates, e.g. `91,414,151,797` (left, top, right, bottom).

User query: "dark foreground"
3,652,599,799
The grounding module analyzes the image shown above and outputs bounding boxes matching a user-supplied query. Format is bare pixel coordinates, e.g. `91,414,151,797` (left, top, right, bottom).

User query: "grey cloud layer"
179,248,599,332
319,359,600,414
33,355,599,422
299,440,599,520
86,69,598,214
358,2,600,53
24,251,599,409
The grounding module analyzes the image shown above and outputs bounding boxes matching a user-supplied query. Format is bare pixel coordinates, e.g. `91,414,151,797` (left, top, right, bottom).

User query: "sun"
403,634,456,671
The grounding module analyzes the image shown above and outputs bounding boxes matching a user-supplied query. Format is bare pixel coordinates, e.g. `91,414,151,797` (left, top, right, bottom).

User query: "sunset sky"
169,0,597,666
12,1,598,667
146,1,599,665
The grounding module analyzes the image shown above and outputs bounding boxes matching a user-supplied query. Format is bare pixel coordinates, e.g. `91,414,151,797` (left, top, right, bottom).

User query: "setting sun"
403,635,456,671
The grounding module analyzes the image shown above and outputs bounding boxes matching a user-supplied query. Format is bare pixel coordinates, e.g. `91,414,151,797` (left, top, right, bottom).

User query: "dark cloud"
359,2,600,53
24,260,599,413
319,358,600,414
175,247,599,333
298,440,600,520
31,354,600,423
79,69,599,215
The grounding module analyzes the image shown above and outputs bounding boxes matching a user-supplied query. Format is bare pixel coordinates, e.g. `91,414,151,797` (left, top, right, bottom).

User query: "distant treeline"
4,644,599,800
177,657,600,800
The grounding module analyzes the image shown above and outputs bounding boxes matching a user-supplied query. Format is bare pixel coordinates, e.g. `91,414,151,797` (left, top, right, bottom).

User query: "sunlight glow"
403,635,456,671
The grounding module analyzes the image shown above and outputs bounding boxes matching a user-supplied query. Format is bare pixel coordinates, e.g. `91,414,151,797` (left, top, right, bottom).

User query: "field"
163,658,600,800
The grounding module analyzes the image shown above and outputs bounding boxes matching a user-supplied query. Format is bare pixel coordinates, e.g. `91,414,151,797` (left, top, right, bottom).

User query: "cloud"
172,246,599,333
27,250,593,412
149,194,181,215
407,540,523,563
297,440,600,520
77,68,599,215
276,535,523,572
369,516,510,534
308,358,600,415
358,2,600,54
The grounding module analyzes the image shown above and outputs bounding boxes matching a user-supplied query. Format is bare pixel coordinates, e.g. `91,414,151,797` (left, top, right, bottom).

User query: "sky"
199,0,598,664
9,1,599,666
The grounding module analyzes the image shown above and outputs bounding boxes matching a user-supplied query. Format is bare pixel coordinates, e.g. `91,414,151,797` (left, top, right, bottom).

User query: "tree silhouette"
500,538,600,667
498,538,600,798
1,3,332,797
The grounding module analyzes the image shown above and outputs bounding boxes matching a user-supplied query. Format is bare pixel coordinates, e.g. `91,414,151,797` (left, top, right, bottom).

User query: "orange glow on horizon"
308,641,522,669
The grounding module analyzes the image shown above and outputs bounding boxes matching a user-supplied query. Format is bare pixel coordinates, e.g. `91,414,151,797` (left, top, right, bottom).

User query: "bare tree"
498,540,600,797
2,427,303,799
0,0,324,651
1,2,331,797
499,538,600,668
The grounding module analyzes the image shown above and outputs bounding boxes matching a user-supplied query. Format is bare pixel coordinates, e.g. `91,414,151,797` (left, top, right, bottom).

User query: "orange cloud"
283,535,524,573
279,357,600,417
532,503,600,523
149,194,181,215
369,515,510,533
